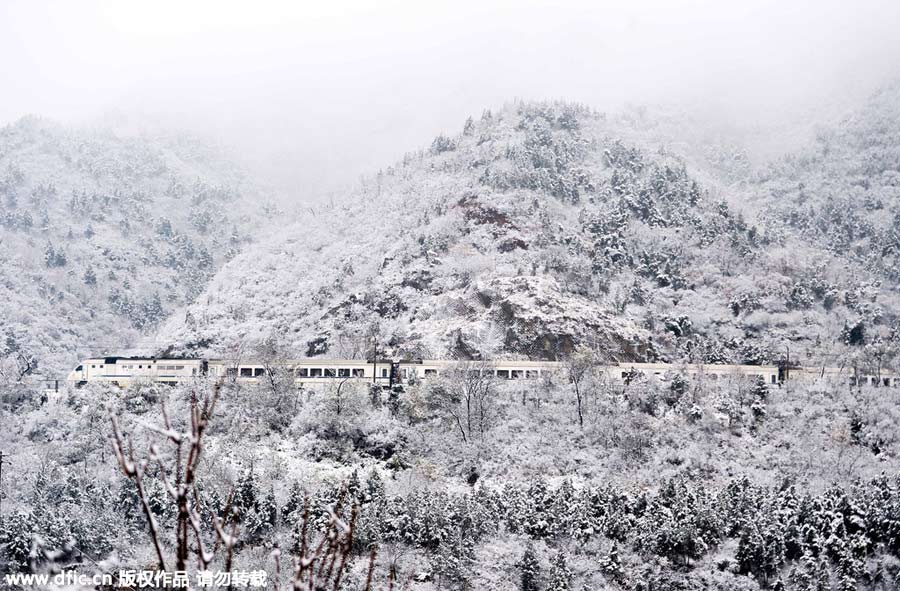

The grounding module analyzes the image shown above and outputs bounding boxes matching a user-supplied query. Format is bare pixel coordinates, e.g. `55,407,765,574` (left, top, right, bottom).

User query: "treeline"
5,463,900,590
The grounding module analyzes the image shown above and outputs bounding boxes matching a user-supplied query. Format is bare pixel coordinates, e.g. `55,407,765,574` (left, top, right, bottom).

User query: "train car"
395,359,562,382
614,362,780,385
206,358,394,388
789,365,900,387
66,357,203,387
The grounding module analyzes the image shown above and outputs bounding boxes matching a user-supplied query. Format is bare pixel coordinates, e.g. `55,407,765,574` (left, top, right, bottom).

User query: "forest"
2,358,899,590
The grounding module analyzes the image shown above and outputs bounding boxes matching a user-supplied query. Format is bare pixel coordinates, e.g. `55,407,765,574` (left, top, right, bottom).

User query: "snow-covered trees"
546,551,572,591
519,543,541,591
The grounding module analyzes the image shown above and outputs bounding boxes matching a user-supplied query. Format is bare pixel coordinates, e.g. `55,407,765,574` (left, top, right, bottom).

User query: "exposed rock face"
160,95,900,367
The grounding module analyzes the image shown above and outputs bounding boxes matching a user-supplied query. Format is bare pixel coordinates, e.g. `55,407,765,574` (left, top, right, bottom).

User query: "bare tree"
562,346,597,428
429,360,497,442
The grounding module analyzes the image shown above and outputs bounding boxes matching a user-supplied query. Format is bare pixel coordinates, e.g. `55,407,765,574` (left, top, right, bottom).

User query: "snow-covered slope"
0,117,277,377
162,101,812,363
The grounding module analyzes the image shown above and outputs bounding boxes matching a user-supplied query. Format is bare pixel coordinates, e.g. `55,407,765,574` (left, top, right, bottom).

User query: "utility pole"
371,336,377,385
0,450,6,523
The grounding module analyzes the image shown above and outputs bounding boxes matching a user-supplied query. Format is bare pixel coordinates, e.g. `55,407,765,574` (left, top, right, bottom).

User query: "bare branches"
289,496,366,591
430,360,498,443
110,418,167,570
109,382,222,572
109,380,380,589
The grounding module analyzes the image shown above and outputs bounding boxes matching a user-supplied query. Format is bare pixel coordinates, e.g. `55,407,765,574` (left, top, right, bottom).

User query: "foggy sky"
3,0,900,200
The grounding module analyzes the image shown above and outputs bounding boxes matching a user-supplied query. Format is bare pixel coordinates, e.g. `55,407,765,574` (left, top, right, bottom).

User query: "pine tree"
281,481,306,521
599,544,624,582
365,468,386,505
83,265,97,287
547,551,573,591
520,543,541,591
347,468,362,502
43,242,67,267
233,468,259,518
463,116,475,136
260,487,278,527
139,294,165,329
369,383,382,407
751,376,770,402
387,386,401,416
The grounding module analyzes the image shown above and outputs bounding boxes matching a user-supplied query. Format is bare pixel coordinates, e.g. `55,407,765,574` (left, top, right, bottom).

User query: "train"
64,356,900,390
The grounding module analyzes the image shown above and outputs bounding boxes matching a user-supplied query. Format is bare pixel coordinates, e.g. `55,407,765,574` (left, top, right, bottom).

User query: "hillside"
748,82,900,343
0,117,277,386
161,97,899,370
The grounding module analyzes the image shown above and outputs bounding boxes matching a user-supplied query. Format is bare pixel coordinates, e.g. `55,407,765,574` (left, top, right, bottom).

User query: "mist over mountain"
158,87,900,371
0,117,276,379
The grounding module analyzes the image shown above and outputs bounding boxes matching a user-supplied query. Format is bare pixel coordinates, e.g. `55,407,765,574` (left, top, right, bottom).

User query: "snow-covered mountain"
159,97,894,366
0,117,278,378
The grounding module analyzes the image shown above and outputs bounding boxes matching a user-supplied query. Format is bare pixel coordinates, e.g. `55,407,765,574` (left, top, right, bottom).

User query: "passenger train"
65,356,900,390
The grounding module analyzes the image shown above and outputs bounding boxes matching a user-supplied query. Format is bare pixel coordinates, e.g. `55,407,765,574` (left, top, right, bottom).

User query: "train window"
240,368,253,377
621,372,627,378
310,368,323,377
424,369,437,376
338,368,351,378
497,370,510,379
175,365,185,370
381,369,388,378
76,365,82,371
91,365,96,368
771,375,776,384
325,368,336,378
254,368,265,377
352,368,364,377
226,368,237,376
526,370,538,379
296,368,309,377
849,377,857,386
511,370,523,379
468,370,481,377
884,378,891,387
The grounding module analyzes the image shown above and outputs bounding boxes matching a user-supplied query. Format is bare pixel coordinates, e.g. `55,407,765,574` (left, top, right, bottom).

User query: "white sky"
2,0,900,198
